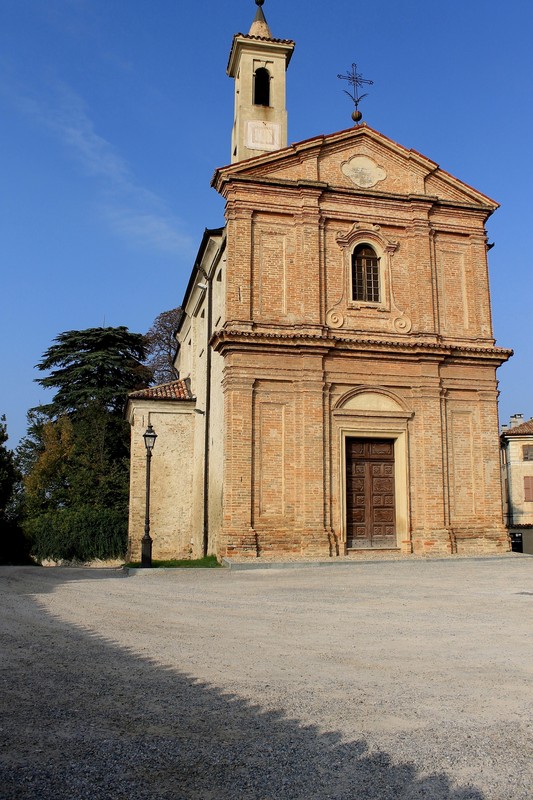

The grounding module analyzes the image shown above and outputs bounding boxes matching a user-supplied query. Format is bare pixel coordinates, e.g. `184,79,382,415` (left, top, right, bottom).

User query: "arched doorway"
333,388,413,551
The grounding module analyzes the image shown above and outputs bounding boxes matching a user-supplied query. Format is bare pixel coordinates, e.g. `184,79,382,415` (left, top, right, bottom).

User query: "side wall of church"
173,238,227,559
128,401,199,561
206,255,227,555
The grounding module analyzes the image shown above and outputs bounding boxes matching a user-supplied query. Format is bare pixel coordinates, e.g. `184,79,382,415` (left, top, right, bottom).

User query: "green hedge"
25,507,128,563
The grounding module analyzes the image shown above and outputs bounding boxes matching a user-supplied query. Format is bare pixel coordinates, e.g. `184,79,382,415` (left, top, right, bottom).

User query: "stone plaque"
246,121,281,152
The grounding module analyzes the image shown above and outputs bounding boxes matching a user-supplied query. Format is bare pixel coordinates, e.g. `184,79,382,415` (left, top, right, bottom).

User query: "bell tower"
228,0,295,163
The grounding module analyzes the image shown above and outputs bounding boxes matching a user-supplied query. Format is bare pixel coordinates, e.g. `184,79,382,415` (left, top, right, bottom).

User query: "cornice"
227,33,295,76
214,173,494,215
211,328,513,363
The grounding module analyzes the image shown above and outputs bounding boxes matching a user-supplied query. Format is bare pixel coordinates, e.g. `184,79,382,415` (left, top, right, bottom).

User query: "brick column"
296,355,331,557
407,201,437,335
474,386,509,553
469,231,494,340
410,377,451,555
224,205,253,328
220,369,257,557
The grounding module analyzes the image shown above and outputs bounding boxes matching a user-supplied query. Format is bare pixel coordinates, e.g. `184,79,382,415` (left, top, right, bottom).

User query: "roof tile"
129,379,194,402
503,418,533,436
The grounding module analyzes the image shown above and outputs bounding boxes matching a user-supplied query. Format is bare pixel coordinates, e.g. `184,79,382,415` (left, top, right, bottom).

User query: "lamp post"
142,423,157,567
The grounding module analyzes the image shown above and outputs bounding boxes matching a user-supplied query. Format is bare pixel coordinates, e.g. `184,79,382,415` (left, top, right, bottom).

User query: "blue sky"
1,0,532,448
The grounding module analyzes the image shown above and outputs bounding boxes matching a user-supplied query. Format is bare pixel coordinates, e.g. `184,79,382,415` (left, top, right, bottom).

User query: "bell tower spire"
249,0,272,38
227,0,295,163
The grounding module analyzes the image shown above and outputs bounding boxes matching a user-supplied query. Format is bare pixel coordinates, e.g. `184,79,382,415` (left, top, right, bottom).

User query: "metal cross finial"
337,63,374,123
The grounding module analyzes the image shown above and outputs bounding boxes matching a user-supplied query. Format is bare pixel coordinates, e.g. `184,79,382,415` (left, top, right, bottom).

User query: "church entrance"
345,438,396,549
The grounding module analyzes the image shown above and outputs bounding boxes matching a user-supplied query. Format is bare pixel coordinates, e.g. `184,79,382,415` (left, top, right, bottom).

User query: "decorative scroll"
393,314,412,334
326,309,344,329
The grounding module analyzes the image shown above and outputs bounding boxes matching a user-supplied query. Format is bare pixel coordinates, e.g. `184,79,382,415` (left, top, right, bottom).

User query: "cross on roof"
337,63,374,122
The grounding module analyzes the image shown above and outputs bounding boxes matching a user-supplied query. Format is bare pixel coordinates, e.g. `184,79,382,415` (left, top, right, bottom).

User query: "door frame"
339,427,408,549
333,399,413,551
344,437,397,548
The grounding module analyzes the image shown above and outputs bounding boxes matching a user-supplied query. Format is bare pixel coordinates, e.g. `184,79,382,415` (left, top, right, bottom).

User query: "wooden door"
345,438,396,548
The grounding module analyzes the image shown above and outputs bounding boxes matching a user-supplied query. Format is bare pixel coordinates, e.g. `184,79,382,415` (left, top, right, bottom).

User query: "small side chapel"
127,1,512,561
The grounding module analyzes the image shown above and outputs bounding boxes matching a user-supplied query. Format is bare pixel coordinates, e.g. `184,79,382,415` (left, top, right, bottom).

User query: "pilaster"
225,207,254,327
295,358,331,556
407,199,437,335
220,370,257,557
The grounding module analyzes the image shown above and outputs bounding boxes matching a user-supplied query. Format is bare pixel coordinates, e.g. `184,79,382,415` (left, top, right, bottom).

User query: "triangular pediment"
213,125,497,210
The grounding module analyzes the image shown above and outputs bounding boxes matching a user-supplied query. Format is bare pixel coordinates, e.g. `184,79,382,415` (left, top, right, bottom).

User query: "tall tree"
36,326,152,415
22,414,74,516
145,307,183,384
20,326,151,562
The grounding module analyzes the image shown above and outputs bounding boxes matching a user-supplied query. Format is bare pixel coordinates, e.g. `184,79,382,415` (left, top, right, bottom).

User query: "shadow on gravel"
0,568,486,800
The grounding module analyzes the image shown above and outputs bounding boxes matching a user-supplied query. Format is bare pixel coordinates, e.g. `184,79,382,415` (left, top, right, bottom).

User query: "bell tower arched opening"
253,67,271,106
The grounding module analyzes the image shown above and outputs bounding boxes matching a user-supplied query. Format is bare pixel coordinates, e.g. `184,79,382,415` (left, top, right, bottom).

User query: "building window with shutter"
523,445,533,461
524,476,533,502
352,244,380,303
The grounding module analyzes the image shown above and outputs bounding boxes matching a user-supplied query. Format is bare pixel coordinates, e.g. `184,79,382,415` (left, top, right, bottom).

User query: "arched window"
254,68,270,106
352,244,380,303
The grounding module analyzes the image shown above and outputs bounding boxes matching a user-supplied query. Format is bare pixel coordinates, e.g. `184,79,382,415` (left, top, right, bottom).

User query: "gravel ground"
0,556,531,799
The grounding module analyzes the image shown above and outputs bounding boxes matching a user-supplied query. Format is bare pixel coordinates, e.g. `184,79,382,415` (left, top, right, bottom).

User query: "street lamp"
142,423,157,567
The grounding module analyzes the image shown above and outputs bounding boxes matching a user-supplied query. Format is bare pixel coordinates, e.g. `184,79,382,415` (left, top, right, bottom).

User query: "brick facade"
208,126,511,559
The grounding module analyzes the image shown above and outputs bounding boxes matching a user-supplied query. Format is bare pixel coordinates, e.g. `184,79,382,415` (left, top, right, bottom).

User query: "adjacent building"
127,3,512,561
500,414,533,552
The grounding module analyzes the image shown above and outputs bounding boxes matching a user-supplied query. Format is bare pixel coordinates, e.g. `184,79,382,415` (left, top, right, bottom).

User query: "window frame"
523,445,533,461
351,244,381,304
331,223,401,329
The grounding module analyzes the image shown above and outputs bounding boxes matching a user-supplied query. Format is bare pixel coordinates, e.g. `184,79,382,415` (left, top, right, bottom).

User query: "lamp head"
143,424,157,452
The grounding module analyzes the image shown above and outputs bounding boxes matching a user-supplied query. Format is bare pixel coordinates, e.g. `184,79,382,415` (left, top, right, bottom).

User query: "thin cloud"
104,206,193,255
13,81,193,256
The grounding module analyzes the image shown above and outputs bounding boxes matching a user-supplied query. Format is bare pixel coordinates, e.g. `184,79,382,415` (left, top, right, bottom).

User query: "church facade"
127,3,511,561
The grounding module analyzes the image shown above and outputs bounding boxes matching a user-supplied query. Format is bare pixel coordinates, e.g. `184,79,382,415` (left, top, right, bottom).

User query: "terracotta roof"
227,32,295,75
128,379,194,402
233,33,295,45
502,418,533,436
